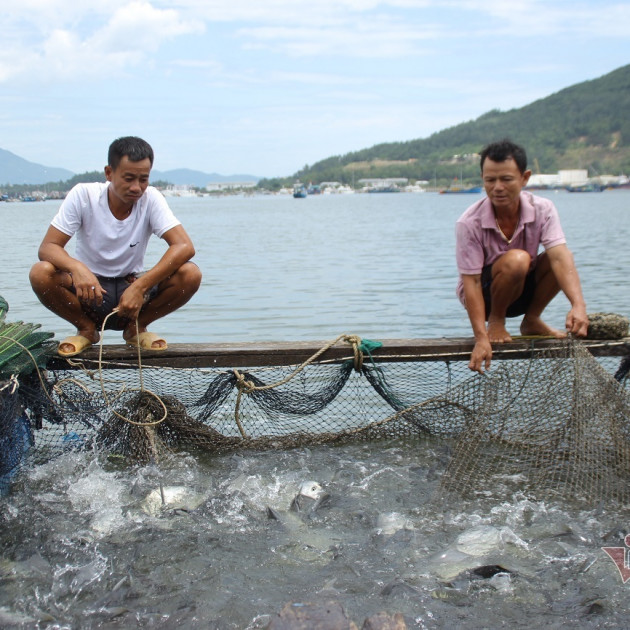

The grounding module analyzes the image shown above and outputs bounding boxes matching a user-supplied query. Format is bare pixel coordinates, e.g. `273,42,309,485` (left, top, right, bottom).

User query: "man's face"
482,157,531,214
105,156,151,206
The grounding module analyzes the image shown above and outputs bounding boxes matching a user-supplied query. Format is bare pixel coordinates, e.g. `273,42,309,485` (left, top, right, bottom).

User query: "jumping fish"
289,480,330,514
427,525,528,581
138,485,207,517
266,481,339,562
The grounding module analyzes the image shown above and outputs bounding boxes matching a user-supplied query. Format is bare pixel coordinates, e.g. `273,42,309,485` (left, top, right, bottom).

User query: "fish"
430,587,470,605
266,481,339,561
266,506,341,565
289,480,330,514
426,525,529,581
137,485,207,517
375,512,414,536
380,578,422,598
266,507,337,550
0,606,52,626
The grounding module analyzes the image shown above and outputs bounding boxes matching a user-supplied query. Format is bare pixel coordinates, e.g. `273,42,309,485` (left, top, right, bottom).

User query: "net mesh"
3,334,630,504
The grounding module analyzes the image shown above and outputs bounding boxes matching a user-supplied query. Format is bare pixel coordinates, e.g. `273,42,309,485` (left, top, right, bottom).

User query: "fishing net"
0,296,56,493
2,304,630,505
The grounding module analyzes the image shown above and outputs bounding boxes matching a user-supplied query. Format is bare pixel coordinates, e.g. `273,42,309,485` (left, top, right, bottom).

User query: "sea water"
1,190,630,628
7,189,630,344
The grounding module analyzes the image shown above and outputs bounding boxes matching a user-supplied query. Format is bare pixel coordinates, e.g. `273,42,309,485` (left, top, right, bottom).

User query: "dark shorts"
481,264,536,319
72,273,159,331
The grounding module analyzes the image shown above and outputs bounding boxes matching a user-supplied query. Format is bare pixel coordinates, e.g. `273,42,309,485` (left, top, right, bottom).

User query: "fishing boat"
366,185,401,193
566,183,605,192
439,185,483,194
292,183,307,198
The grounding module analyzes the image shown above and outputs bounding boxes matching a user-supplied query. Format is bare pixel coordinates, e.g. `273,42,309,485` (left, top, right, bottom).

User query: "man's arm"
461,274,492,373
38,225,103,304
546,244,589,336
116,224,196,320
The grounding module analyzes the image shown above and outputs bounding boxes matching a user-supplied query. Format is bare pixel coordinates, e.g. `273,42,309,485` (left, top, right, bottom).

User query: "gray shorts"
73,273,159,331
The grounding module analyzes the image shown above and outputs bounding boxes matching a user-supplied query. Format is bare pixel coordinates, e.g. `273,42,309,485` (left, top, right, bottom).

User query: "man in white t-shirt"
29,136,202,357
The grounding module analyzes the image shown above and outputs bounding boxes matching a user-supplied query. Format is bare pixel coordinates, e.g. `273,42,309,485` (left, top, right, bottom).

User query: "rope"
0,374,19,395
233,333,364,393
96,311,168,428
0,334,58,406
231,334,368,438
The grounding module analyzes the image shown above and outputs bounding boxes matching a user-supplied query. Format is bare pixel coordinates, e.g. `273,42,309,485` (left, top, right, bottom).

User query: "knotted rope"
231,334,373,438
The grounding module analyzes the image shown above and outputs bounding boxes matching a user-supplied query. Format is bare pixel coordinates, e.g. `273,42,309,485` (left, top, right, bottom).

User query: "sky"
1,0,629,179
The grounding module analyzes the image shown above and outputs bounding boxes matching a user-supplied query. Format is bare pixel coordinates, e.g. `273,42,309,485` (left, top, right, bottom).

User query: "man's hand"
116,282,149,321
469,338,493,373
566,306,589,337
71,266,105,307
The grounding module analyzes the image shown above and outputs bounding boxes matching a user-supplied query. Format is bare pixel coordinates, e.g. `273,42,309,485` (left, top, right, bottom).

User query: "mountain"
151,168,258,187
0,148,74,185
3,64,628,188
0,150,259,187
289,63,630,186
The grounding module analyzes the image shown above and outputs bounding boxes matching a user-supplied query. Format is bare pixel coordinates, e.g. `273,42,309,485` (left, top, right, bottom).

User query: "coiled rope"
97,310,168,428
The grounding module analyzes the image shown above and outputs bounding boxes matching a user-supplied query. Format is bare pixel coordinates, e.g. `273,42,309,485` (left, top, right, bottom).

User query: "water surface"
2,190,630,628
6,189,630,343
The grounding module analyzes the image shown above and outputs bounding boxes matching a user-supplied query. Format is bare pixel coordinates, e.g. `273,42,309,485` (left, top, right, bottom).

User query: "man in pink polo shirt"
455,139,588,373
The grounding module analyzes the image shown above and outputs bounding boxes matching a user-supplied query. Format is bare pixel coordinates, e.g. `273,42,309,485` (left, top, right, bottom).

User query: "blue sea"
6,189,630,344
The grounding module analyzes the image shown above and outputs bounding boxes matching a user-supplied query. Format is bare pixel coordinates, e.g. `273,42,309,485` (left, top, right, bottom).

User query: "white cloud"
457,0,630,37
91,1,202,53
1,1,203,83
160,0,430,22
239,22,436,58
0,0,628,176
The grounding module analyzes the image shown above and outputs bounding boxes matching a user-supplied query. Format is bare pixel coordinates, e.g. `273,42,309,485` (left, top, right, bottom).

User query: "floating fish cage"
3,311,630,505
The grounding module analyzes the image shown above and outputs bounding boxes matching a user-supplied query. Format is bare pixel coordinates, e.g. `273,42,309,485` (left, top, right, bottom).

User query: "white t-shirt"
51,183,181,277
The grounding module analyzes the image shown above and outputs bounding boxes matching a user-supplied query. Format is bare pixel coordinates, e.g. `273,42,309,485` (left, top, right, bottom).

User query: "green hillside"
265,64,630,189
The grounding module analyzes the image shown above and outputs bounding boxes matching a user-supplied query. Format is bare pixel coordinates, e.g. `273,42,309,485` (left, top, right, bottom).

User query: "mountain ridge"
0,149,259,187
3,63,629,187
287,63,630,186
0,148,74,185
151,168,259,187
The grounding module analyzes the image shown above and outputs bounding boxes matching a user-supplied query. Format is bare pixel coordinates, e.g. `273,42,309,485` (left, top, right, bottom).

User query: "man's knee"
493,249,531,280
169,262,202,295
29,261,56,291
182,262,202,292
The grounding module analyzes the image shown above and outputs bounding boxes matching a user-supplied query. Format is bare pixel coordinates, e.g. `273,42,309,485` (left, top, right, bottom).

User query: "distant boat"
366,185,401,193
566,183,605,192
293,184,307,198
439,185,483,194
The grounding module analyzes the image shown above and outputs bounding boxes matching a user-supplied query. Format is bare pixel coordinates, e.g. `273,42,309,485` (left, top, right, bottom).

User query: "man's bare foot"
487,318,512,343
520,315,566,338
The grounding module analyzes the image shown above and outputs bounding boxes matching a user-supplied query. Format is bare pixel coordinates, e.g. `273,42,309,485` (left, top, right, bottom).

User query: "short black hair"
108,136,154,170
480,139,527,174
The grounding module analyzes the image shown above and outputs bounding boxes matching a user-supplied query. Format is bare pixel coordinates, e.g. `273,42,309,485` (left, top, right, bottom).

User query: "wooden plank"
46,336,630,370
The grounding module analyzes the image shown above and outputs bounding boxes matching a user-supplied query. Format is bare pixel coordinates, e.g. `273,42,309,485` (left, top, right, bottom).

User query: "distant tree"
257,178,287,192
287,64,630,184
65,170,106,186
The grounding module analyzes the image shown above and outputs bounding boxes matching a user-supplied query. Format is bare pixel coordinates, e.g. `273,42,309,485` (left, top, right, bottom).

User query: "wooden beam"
46,336,630,370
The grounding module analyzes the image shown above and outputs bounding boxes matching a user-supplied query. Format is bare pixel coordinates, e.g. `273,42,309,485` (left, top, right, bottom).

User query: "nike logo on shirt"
130,242,139,248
